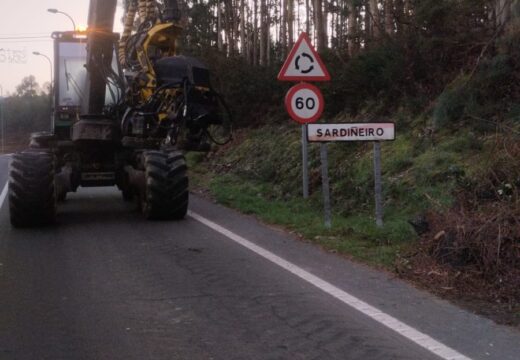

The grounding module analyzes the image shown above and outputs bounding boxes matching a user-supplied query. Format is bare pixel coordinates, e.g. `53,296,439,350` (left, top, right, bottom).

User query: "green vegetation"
1,76,52,152
187,118,496,269
205,171,415,269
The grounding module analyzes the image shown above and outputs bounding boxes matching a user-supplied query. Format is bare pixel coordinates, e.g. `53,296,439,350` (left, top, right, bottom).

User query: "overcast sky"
0,0,123,95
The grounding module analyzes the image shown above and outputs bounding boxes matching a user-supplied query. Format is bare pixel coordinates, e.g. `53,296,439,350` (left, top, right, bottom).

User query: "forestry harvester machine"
8,0,231,227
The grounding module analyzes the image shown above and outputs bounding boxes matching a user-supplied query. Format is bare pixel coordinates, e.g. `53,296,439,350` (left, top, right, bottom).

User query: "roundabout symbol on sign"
285,83,324,124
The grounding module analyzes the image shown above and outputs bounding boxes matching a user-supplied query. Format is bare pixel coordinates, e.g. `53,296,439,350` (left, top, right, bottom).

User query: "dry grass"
399,134,520,325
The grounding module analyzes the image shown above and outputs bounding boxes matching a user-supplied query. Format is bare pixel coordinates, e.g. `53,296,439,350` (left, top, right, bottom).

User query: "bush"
325,41,407,116
433,54,516,129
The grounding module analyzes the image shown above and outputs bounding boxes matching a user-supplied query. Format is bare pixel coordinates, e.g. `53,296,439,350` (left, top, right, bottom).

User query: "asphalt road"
0,153,519,360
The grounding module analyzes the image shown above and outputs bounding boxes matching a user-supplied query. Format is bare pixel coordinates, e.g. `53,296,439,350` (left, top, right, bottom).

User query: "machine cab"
52,31,119,141
52,31,88,140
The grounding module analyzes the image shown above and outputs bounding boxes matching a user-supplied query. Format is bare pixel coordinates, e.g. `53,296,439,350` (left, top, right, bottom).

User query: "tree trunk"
338,0,345,48
365,1,372,41
253,0,258,65
495,0,515,29
246,5,252,64
224,0,235,55
385,0,394,35
305,0,311,35
394,0,403,36
348,0,358,56
267,27,271,65
281,0,288,58
288,0,295,49
217,0,223,51
329,3,339,48
403,0,411,33
322,0,328,47
314,0,325,51
404,0,411,17
370,0,380,39
240,0,246,57
259,0,267,65
266,0,271,65
233,0,240,55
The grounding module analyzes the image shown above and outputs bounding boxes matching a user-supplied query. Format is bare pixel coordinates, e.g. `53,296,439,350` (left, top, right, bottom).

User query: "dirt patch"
398,221,520,327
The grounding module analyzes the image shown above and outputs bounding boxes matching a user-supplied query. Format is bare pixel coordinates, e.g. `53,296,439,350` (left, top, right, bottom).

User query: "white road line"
0,182,7,209
0,153,9,209
189,211,472,360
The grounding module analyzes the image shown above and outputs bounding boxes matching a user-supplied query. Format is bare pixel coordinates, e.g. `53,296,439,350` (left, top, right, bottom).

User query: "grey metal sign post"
373,142,383,227
284,82,325,199
308,123,395,228
302,125,309,198
320,143,332,228
278,32,331,200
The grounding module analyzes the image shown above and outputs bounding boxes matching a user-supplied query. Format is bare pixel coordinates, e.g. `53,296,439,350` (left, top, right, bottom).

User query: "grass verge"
189,159,417,269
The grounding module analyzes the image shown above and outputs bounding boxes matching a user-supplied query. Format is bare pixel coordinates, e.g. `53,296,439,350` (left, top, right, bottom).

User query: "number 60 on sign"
285,82,324,124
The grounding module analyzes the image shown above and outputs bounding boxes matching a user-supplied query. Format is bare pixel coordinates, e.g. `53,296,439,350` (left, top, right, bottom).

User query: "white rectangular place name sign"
307,123,395,142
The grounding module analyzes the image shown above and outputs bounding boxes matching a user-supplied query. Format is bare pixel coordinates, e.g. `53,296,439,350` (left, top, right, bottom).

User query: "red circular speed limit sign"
285,83,324,124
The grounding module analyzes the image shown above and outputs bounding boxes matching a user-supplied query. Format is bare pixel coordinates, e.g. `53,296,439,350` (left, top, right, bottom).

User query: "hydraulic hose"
119,0,137,67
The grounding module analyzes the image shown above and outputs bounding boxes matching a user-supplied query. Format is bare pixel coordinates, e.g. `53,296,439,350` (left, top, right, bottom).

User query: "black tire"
29,132,56,149
167,151,190,219
141,150,189,220
9,151,57,227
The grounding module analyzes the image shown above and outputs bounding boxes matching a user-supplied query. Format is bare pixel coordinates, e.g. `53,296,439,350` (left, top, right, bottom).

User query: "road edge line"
0,182,7,209
188,211,472,360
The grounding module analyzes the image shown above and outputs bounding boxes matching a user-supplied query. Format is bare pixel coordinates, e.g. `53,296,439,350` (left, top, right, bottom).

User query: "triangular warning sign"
278,32,331,82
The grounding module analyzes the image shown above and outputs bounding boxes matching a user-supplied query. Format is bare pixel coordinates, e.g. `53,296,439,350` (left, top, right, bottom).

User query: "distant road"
0,158,519,360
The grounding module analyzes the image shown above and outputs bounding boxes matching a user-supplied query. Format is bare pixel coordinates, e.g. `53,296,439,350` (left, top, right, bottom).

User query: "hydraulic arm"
83,0,118,114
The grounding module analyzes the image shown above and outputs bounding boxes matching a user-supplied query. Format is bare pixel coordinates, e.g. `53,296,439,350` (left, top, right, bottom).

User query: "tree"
240,0,247,57
348,0,358,56
314,0,326,51
217,0,224,51
259,0,269,65
385,0,394,35
253,0,259,65
495,0,512,28
281,0,288,58
16,76,40,97
287,0,294,49
3,89,51,147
